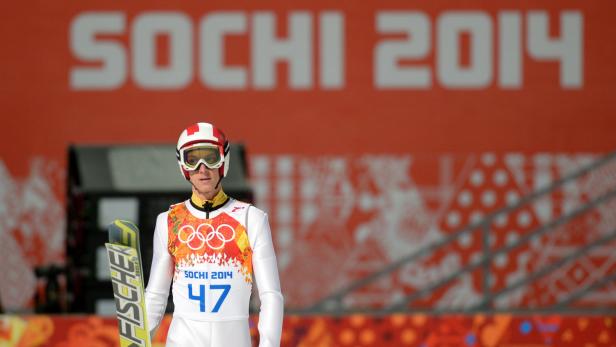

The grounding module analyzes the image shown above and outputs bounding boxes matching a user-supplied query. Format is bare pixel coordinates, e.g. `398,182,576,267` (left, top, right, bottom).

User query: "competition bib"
167,204,253,320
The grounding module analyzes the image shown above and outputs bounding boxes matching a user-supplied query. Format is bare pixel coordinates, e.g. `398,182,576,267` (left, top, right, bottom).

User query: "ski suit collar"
190,189,229,212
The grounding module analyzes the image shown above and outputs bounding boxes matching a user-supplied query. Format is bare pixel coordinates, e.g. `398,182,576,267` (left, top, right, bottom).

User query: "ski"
105,219,152,347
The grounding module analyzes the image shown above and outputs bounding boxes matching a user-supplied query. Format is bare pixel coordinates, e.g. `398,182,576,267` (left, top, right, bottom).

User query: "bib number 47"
188,284,231,313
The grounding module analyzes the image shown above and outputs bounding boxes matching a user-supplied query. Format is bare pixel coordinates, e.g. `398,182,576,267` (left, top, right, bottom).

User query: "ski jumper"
145,190,284,346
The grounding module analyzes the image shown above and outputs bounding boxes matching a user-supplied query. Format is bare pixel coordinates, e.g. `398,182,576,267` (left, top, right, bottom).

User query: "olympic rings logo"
178,223,236,250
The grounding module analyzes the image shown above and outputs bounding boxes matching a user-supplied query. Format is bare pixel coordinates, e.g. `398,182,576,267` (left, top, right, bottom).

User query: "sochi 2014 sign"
70,10,582,90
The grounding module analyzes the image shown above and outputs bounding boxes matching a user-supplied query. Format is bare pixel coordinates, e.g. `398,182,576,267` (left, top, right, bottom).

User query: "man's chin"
191,181,215,193
199,184,215,192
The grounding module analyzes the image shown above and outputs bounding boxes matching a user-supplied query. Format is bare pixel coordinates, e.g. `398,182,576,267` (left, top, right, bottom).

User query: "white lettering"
498,12,522,88
70,12,126,90
200,12,247,89
375,12,431,88
437,12,492,88
320,12,345,89
68,9,583,91
527,11,583,88
132,12,192,89
252,12,312,89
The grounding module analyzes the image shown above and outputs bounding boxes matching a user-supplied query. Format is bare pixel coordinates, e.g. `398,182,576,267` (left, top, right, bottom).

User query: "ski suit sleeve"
144,212,173,338
252,212,284,347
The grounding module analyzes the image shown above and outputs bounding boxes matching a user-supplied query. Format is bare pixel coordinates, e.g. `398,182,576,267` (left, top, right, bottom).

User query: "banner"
0,314,614,346
2,1,615,165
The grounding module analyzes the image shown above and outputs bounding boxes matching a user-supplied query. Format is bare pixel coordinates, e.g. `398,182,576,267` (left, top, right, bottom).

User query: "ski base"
106,220,152,347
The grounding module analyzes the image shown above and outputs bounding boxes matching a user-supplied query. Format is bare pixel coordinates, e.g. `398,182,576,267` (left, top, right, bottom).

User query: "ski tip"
109,219,139,233
107,220,141,246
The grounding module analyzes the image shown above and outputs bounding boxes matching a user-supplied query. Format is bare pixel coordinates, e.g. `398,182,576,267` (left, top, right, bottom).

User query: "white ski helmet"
176,122,230,180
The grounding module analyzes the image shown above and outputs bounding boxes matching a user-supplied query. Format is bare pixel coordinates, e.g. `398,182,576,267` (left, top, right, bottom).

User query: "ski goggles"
179,144,224,171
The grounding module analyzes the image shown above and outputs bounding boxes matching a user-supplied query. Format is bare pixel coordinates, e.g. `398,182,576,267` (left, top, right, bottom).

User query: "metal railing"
304,151,616,315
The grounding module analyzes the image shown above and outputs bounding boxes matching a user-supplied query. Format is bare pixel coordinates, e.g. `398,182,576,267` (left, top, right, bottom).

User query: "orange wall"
1,314,614,346
1,1,615,177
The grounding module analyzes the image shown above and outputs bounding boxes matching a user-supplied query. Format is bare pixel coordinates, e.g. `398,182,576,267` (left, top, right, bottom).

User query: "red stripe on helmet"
181,139,221,149
212,126,226,143
186,123,200,135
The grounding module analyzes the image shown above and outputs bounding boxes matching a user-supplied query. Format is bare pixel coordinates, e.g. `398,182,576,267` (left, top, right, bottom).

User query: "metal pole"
482,222,491,310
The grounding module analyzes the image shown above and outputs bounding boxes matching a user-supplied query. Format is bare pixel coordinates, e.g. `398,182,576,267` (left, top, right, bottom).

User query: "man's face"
188,163,221,197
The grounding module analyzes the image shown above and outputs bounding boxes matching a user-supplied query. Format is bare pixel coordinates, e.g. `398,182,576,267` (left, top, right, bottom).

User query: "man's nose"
197,163,208,172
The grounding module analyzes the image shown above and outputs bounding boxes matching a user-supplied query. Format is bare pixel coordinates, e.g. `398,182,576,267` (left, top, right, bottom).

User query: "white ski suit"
144,197,283,347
